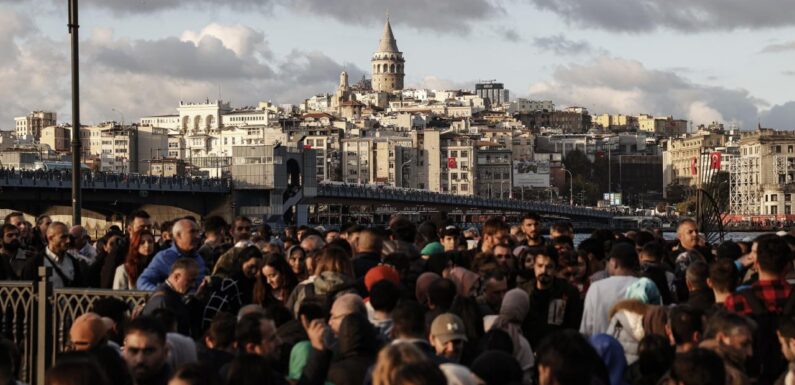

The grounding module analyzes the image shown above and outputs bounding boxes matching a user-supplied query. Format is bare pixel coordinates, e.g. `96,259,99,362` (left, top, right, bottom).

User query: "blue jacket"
136,244,206,291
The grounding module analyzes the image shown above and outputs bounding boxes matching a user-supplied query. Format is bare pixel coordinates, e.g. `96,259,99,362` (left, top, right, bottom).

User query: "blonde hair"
372,343,427,385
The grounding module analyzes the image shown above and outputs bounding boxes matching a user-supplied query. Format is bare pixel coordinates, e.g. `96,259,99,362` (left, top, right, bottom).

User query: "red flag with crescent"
447,157,457,169
690,157,698,176
710,152,721,170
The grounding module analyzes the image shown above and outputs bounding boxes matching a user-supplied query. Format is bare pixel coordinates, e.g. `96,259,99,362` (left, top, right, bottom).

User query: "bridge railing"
316,182,612,219
0,169,230,193
0,268,151,385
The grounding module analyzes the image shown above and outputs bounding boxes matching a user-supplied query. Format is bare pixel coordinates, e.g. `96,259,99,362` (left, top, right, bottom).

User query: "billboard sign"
513,160,550,188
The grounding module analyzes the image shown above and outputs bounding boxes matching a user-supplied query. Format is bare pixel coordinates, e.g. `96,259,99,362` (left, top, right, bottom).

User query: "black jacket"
522,276,584,349
328,314,378,385
686,288,716,314
353,252,382,279
141,283,192,336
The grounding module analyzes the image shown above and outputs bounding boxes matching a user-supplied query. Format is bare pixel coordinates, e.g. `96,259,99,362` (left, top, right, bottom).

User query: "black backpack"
741,289,795,385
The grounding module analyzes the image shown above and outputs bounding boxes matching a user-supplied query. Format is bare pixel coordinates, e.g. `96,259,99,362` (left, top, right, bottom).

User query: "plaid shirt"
724,279,792,315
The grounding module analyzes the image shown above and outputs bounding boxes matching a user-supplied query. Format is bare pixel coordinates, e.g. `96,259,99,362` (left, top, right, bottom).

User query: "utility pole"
69,0,82,225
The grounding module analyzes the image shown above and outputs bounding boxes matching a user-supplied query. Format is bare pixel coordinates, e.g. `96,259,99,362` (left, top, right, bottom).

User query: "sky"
2,0,795,130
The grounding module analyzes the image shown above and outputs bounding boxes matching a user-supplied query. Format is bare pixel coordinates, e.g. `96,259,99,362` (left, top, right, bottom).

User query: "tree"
563,149,591,178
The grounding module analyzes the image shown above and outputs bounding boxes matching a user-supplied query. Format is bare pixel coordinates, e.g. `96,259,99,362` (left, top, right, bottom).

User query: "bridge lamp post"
562,168,574,206
68,0,82,225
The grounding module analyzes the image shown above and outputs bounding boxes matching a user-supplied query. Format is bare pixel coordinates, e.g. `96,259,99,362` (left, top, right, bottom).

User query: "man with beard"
123,316,171,385
521,246,583,348
0,224,25,279
212,216,254,278
429,313,467,363
520,212,545,247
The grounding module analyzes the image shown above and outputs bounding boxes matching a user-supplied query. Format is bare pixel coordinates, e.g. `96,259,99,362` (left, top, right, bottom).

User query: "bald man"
21,222,86,288
136,218,205,291
676,219,699,252
353,229,383,279
70,225,97,263
328,293,366,335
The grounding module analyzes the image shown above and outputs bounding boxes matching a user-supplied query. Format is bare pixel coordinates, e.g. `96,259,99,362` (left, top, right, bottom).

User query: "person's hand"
307,319,327,351
738,252,755,268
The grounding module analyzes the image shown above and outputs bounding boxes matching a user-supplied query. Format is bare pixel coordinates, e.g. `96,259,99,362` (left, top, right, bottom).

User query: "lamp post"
68,0,82,225
562,168,574,206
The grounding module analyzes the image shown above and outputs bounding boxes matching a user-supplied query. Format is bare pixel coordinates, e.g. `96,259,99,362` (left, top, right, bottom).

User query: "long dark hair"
253,254,298,306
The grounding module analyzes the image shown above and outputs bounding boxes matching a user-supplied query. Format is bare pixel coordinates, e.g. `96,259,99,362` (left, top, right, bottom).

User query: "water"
572,231,768,245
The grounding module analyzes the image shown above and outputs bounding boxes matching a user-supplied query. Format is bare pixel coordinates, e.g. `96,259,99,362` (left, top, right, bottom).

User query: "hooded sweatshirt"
327,313,377,385
589,334,628,385
490,288,535,382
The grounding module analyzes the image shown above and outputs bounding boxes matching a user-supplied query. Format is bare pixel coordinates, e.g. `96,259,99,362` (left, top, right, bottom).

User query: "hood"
337,313,376,358
314,271,353,295
609,299,649,319
611,309,645,342
589,334,628,385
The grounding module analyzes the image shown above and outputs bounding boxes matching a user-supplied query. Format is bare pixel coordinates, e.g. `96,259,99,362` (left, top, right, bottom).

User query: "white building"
15,111,56,142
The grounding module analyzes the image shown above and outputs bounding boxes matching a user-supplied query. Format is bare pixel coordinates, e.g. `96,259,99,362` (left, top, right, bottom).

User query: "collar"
169,243,195,257
754,278,789,287
45,247,64,263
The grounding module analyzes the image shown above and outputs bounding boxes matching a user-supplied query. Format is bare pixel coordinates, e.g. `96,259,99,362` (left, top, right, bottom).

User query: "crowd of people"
1,209,794,385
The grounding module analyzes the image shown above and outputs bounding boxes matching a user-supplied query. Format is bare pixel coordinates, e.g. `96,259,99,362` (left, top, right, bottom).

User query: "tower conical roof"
377,19,399,53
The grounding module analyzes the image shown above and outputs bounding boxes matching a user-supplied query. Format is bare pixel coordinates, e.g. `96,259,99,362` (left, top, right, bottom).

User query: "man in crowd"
667,305,703,353
197,216,228,269
211,216,254,278
708,258,738,309
521,212,545,247
353,229,383,279
477,269,508,316
493,244,515,273
141,258,200,336
0,224,25,280
580,243,640,336
685,261,715,313
22,222,85,288
440,226,461,252
123,316,171,385
328,294,367,336
69,225,97,263
126,210,153,235
429,313,467,363
549,221,574,240
137,219,204,291
523,246,583,348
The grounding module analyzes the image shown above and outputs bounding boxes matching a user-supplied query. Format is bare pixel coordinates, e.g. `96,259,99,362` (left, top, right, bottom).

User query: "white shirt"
113,264,133,290
45,247,75,289
580,275,639,336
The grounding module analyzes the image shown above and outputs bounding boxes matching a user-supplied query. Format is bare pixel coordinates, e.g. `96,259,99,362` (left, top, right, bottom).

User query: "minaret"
371,17,405,92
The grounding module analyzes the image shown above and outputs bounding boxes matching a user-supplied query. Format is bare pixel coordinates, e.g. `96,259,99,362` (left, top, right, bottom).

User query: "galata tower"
371,18,405,92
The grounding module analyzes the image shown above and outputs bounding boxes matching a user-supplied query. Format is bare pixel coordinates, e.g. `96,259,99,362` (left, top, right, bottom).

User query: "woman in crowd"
253,254,298,307
113,230,155,290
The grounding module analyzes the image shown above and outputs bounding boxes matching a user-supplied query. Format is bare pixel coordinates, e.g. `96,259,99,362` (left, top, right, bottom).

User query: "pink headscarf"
449,267,481,297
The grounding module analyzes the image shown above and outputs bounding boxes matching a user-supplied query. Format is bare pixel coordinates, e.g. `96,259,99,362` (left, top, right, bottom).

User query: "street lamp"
562,167,574,206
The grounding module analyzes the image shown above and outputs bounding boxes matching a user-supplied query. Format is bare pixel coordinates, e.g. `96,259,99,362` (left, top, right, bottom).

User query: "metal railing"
0,281,36,383
0,268,151,385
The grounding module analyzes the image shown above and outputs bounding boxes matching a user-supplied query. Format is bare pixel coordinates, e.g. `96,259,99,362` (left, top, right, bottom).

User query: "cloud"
493,27,522,42
409,76,473,91
31,0,499,33
533,34,595,55
527,0,795,32
783,70,795,77
0,21,364,126
528,56,764,128
760,102,795,130
181,23,271,58
761,41,795,53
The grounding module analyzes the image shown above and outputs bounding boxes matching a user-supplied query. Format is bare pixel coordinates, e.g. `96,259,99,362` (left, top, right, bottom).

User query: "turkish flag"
710,152,721,170
691,157,698,176
448,157,457,169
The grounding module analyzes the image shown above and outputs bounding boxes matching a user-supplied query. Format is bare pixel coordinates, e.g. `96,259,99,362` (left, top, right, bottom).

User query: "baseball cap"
431,313,468,344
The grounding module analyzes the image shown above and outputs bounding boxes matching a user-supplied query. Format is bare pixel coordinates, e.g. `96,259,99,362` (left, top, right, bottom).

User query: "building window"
787,194,792,202
772,194,778,201
772,205,778,215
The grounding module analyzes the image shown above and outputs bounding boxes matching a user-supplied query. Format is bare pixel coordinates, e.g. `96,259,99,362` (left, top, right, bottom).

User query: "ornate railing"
51,288,150,357
0,268,151,384
0,282,36,383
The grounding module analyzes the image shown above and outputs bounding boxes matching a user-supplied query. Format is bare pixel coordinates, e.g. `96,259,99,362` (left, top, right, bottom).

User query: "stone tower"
371,18,404,92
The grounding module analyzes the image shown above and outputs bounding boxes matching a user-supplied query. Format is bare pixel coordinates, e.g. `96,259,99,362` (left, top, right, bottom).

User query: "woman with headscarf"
589,334,628,385
488,288,534,384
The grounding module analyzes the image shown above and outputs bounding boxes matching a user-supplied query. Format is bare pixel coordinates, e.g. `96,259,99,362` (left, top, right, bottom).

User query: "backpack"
741,289,795,385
